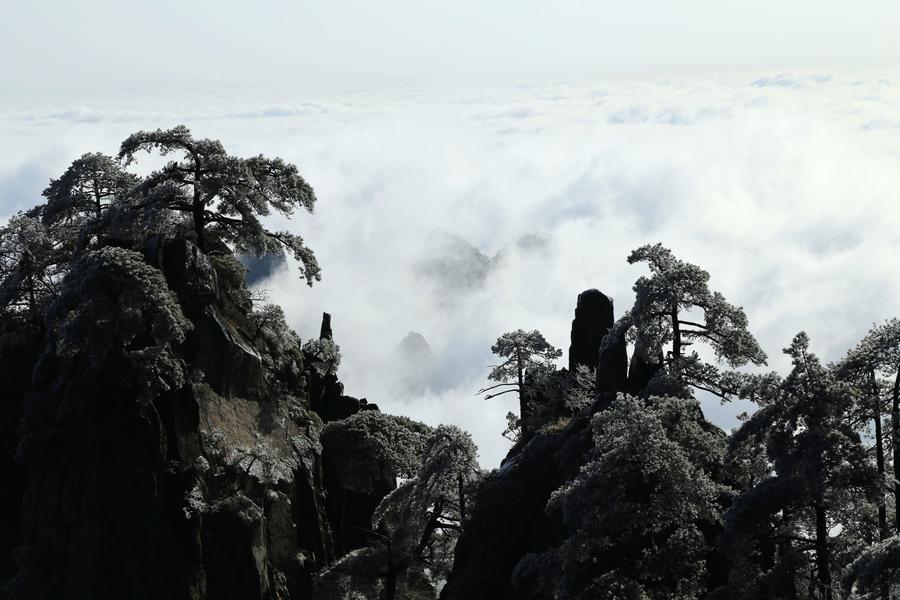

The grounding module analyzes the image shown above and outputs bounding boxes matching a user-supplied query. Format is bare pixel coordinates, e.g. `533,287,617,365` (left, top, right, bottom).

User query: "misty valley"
0,126,898,600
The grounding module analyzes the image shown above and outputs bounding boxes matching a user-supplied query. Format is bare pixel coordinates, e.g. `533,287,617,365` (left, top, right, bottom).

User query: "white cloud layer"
2,72,900,467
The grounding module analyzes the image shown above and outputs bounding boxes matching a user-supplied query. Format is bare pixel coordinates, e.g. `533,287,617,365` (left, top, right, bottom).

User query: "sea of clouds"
2,72,900,467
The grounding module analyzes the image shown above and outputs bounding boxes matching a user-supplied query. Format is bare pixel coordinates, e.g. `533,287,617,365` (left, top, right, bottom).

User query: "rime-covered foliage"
247,303,303,378
118,125,321,284
511,395,728,600
838,319,900,550
719,333,875,600
622,243,767,399
321,411,434,494
480,329,563,437
41,246,192,396
316,425,482,599
508,365,598,442
842,535,900,598
0,212,67,322
835,320,900,549
41,152,138,250
487,329,562,384
303,337,342,378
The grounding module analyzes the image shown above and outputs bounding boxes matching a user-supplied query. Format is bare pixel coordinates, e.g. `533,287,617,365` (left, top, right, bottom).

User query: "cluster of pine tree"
485,244,900,600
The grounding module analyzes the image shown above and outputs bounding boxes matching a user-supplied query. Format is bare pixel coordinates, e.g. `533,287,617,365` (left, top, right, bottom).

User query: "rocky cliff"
2,238,338,600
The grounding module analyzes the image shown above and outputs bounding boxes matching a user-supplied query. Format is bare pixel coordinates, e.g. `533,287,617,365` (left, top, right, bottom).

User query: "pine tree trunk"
893,366,900,534
516,347,527,436
94,183,103,219
875,414,888,538
193,171,206,251
872,370,888,540
779,508,798,600
814,503,832,600
671,305,681,360
458,473,466,523
193,202,206,251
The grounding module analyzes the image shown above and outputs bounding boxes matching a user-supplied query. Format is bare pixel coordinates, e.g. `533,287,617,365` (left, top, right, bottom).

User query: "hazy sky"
3,1,900,96
3,4,900,467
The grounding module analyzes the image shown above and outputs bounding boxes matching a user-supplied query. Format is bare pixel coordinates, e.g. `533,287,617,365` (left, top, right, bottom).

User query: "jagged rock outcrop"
7,238,332,600
567,289,614,372
308,313,369,423
318,313,332,341
566,288,628,394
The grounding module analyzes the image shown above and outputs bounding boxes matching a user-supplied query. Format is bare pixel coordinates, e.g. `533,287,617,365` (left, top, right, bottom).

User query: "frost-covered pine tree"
118,125,321,284
836,322,900,540
723,333,873,600
479,329,562,437
0,212,68,324
41,246,192,396
41,152,138,249
512,395,728,600
622,243,767,398
316,425,482,600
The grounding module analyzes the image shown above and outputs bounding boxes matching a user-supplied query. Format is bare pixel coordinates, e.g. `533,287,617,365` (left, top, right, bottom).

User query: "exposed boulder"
143,235,218,310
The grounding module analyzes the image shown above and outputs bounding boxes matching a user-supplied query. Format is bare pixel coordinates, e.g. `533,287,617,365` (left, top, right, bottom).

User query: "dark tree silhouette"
479,329,562,437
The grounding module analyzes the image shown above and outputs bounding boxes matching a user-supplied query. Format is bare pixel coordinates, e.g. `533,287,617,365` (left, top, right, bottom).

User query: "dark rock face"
308,313,369,424
319,313,332,341
440,398,605,600
7,238,333,600
0,322,42,595
596,326,628,394
626,342,664,395
567,289,615,373
321,441,397,558
567,288,627,393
